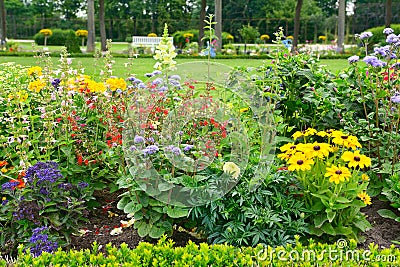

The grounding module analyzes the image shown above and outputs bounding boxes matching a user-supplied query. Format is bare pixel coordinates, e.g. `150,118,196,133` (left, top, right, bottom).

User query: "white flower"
223,162,240,179
120,218,135,228
110,227,123,235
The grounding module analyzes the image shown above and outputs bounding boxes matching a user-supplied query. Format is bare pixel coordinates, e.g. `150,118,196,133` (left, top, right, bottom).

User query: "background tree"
198,0,207,50
292,0,303,52
238,24,259,54
99,0,107,51
337,0,345,53
0,0,6,45
87,0,95,52
385,0,392,28
214,0,222,52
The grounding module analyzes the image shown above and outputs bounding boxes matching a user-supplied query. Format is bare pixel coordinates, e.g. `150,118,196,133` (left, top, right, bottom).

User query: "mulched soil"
69,189,205,253
69,190,400,253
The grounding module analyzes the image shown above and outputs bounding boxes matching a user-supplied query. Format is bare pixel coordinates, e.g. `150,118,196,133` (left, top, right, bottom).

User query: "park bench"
131,36,174,53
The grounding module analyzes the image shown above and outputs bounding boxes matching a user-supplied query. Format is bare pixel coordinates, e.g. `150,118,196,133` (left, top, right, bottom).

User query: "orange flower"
10,179,25,189
0,161,8,167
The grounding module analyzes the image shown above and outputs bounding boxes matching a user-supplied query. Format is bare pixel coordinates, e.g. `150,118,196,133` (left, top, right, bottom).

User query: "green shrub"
191,166,309,247
65,31,82,53
6,236,400,266
34,29,81,49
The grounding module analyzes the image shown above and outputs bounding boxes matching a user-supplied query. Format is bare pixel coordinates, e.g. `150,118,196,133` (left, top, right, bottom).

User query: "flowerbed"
0,23,400,264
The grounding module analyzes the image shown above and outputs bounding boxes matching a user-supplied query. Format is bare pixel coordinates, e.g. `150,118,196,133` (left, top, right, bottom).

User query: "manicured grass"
0,56,349,78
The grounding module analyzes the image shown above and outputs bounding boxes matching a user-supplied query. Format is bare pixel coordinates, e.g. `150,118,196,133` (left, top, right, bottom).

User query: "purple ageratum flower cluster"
166,145,182,156
374,45,396,59
359,31,373,40
392,94,400,104
142,145,159,156
51,78,61,89
348,55,359,64
25,161,63,185
28,226,58,257
134,135,146,143
383,28,394,35
183,144,194,152
386,34,400,45
363,56,387,68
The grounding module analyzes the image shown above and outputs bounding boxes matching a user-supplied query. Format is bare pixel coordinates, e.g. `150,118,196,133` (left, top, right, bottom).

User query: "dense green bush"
34,29,80,48
4,236,400,266
191,167,309,247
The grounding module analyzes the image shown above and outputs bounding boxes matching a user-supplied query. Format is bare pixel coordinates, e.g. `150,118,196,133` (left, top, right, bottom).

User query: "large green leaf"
149,225,165,239
117,196,130,210
326,210,336,222
321,222,336,235
314,213,328,228
378,209,399,220
165,206,189,218
124,202,143,214
137,221,150,237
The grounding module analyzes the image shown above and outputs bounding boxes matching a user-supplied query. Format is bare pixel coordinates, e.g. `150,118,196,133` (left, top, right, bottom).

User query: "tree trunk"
87,0,96,52
198,0,206,51
99,0,107,51
215,0,222,52
0,0,6,45
337,0,345,53
385,0,392,28
292,0,303,53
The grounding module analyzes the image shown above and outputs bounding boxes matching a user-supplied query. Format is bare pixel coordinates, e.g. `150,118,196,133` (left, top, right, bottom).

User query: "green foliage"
0,162,93,256
33,29,80,48
64,32,81,53
238,24,260,44
5,236,400,266
191,167,309,246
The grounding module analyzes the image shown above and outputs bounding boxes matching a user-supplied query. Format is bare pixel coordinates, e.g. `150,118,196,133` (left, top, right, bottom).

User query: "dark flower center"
341,135,348,140
290,145,296,150
335,170,343,175
313,145,321,151
297,160,304,165
354,156,361,162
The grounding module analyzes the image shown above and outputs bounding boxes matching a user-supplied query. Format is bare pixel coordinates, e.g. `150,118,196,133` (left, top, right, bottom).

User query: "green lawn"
0,56,349,78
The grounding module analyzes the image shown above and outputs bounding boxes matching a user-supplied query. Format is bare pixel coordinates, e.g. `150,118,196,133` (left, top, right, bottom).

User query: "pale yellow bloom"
223,162,240,179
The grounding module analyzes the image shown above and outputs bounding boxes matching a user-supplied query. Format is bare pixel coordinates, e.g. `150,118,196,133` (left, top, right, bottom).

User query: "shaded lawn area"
0,56,350,78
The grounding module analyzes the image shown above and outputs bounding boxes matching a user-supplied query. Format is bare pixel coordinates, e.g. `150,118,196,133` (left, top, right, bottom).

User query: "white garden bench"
131,36,174,53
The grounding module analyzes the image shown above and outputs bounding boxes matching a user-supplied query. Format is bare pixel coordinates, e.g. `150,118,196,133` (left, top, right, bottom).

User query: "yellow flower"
361,174,369,181
292,131,304,140
358,191,372,205
341,150,371,169
277,152,293,161
287,152,314,171
239,107,249,113
260,34,270,40
183,33,194,39
332,131,361,149
16,90,29,103
106,77,127,91
304,128,317,137
223,162,240,179
28,79,46,93
325,165,352,184
87,80,106,93
27,66,42,76
39,29,52,36
317,129,334,138
301,142,331,159
75,29,88,37
148,33,157,37
280,142,298,153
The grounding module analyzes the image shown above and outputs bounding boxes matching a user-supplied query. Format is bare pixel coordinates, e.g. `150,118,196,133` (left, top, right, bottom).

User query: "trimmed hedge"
2,236,399,267
34,29,81,53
